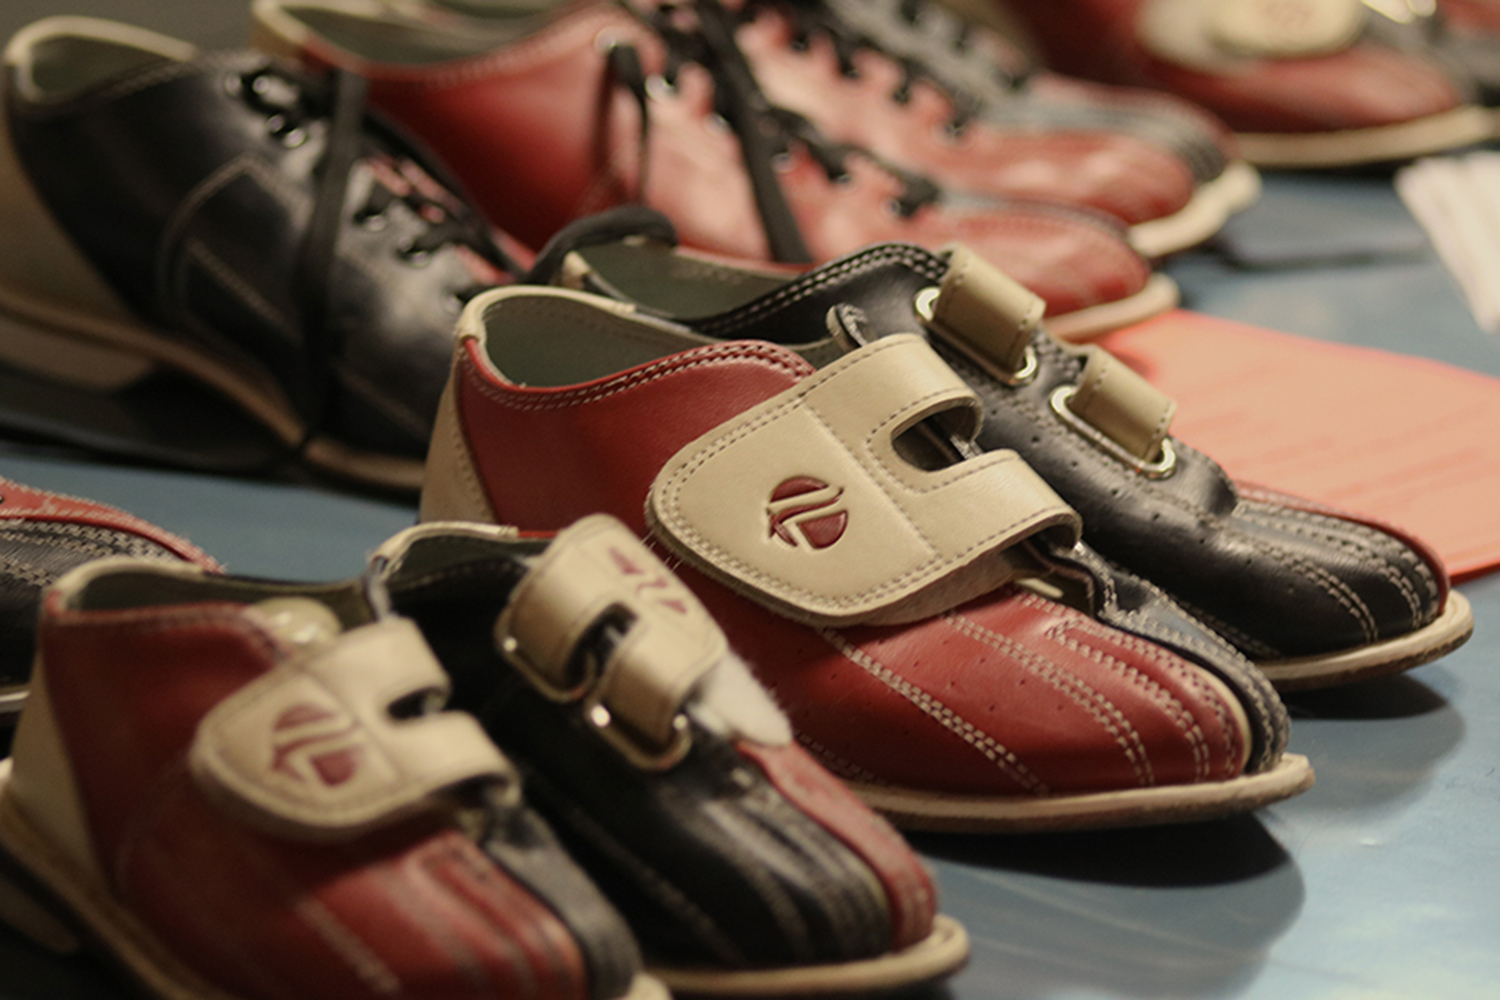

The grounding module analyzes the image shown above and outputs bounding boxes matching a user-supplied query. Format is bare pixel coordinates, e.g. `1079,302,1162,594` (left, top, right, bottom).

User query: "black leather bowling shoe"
0,17,518,490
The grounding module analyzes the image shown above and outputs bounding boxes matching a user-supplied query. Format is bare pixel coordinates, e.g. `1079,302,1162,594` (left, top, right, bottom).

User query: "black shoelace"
746,0,1031,137
234,61,522,463
612,0,942,264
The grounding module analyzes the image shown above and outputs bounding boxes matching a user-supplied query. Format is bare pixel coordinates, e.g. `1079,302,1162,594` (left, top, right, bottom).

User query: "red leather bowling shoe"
415,284,1313,831
0,557,658,1000
252,0,1177,339
1001,0,1493,167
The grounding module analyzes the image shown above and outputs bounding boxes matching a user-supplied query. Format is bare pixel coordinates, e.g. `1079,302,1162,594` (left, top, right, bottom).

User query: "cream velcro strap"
1212,0,1364,56
189,617,510,842
647,335,1080,627
496,515,728,763
923,245,1044,378
1065,347,1177,463
1140,0,1363,68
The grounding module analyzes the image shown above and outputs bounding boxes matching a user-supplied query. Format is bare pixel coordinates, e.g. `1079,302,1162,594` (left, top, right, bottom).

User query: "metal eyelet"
914,287,1038,386
354,210,388,232
278,127,307,149
913,287,939,321
497,633,598,703
645,74,677,101
1049,385,1178,479
396,240,432,267
585,699,692,771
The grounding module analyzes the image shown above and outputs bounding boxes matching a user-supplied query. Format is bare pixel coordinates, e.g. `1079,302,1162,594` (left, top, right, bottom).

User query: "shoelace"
613,0,943,264
745,0,1031,137
234,61,523,460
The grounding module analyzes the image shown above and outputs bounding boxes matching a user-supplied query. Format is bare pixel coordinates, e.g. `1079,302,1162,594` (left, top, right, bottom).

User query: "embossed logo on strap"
190,616,511,841
647,336,1080,626
768,477,849,550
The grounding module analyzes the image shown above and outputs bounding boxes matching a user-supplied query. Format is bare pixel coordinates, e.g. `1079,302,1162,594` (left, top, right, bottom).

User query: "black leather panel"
388,556,896,971
0,522,182,686
477,803,645,1000
664,243,1445,663
7,52,485,457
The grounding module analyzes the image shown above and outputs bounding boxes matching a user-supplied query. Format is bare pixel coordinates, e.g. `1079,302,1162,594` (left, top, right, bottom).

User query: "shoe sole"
1234,105,1495,169
845,752,1314,834
0,760,669,1000
0,278,425,492
650,913,969,997
1045,272,1180,342
1257,591,1474,692
0,684,24,722
1128,159,1262,258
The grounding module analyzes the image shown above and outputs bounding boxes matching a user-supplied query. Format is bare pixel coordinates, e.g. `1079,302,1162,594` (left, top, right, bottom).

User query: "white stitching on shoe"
817,627,1050,795
945,607,1160,787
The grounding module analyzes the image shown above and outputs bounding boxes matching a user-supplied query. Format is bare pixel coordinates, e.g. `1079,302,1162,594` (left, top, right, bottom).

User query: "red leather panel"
688,568,1245,795
39,604,280,874
458,338,814,533
735,9,1196,226
1143,47,1465,134
451,334,1250,797
1006,0,1465,133
119,772,589,1000
38,602,592,1000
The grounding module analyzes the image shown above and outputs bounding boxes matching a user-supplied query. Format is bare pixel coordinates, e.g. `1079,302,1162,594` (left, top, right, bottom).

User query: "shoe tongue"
253,597,344,656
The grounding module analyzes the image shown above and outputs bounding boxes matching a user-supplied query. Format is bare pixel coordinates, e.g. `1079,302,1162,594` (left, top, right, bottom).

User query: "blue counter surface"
0,2,1494,988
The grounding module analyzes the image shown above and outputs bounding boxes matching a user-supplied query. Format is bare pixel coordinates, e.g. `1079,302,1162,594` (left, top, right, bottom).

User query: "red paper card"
1097,310,1500,581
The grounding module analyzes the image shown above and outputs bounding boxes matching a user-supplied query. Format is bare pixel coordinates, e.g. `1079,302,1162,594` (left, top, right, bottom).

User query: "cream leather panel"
190,617,510,841
6,662,104,881
418,371,498,524
927,245,1043,377
1067,347,1177,463
1140,0,1364,70
1212,0,1365,56
648,336,1079,626
496,515,727,751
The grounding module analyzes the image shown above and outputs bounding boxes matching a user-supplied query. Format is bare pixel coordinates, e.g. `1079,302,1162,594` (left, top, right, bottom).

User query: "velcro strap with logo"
923,245,1043,379
647,335,1080,627
496,515,728,759
1065,347,1177,464
1141,0,1363,68
190,618,510,841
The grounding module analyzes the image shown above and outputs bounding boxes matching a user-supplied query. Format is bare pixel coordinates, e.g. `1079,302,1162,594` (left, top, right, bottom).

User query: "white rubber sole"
1046,272,1180,342
848,752,1314,834
1258,591,1474,692
1235,105,1496,169
652,914,970,997
1129,160,1262,258
0,278,425,492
